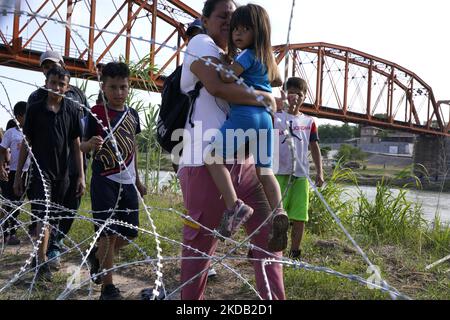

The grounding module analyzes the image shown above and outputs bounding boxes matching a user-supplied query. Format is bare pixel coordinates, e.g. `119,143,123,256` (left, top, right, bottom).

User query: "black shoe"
36,263,53,282
289,249,302,260
140,288,165,300
30,257,37,269
87,246,102,284
7,235,21,245
28,224,37,238
100,284,123,300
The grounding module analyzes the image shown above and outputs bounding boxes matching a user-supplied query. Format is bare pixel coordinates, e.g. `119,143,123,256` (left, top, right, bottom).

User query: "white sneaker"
207,268,217,278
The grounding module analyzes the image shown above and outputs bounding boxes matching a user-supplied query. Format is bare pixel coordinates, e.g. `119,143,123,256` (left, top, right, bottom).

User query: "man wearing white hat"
39,50,65,75
26,50,90,269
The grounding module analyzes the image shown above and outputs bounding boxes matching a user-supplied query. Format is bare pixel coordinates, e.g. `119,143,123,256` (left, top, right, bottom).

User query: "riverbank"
341,175,450,193
318,165,450,193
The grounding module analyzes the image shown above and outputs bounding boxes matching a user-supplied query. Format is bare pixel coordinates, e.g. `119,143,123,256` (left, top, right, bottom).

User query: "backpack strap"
188,81,203,128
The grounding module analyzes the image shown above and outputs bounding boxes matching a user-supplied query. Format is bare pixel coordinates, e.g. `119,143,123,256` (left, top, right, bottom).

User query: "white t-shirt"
0,127,30,172
178,34,230,168
274,111,319,177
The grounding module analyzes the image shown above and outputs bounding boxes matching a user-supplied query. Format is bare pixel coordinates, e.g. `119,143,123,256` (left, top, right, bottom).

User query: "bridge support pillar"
413,135,450,186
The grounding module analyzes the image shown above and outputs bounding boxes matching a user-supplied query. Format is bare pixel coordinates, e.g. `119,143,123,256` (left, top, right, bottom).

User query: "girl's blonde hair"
228,4,280,84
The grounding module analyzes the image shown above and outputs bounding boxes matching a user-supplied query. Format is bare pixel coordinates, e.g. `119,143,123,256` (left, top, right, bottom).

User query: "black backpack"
156,65,203,153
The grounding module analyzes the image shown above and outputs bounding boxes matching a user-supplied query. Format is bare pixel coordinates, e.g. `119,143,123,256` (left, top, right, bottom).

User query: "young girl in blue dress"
206,4,288,252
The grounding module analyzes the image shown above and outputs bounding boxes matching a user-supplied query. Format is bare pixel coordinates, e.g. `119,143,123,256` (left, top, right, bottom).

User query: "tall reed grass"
308,165,449,256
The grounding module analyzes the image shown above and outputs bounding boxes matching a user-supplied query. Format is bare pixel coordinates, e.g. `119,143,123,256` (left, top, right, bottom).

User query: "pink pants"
178,162,286,300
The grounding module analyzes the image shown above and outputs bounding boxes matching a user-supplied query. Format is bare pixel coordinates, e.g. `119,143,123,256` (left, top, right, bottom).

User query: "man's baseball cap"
186,18,203,37
39,50,65,67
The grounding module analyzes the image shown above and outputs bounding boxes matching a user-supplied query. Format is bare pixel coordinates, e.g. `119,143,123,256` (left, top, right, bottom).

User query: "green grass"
283,233,391,300
284,231,450,300
349,180,427,246
67,193,185,260
296,166,449,299
120,194,184,260
284,267,388,300
307,166,356,235
423,213,450,256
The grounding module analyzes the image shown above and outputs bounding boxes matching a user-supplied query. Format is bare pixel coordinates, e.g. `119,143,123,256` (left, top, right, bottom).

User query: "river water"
344,185,450,223
146,170,450,224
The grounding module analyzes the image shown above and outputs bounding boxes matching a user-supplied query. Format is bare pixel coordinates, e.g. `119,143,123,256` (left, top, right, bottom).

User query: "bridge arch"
274,42,449,136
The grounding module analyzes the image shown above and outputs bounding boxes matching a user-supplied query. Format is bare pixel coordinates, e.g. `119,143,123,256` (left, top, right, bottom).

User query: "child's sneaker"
230,199,254,235
207,268,217,278
268,208,289,252
217,210,234,238
99,284,123,300
217,199,254,238
7,235,21,245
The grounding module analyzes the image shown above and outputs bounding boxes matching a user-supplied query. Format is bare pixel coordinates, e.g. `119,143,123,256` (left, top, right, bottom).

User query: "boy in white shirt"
274,77,324,259
0,102,30,245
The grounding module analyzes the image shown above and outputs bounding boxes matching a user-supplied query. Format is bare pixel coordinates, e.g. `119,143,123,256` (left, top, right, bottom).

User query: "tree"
335,144,367,163
373,113,388,120
318,123,359,143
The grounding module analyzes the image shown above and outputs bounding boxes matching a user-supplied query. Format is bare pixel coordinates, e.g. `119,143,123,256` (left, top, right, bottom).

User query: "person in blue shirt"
205,4,288,252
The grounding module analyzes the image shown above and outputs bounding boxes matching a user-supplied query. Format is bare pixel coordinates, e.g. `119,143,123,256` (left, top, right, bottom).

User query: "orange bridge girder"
274,42,450,137
0,0,200,90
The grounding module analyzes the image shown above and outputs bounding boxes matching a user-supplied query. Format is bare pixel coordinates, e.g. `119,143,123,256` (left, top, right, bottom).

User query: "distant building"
360,126,381,144
321,125,416,156
358,125,415,155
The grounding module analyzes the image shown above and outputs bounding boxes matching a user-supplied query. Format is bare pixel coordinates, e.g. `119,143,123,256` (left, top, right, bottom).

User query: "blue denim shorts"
212,105,273,168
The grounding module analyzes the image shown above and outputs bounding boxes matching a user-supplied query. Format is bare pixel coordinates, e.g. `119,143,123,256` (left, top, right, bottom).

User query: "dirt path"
0,239,258,300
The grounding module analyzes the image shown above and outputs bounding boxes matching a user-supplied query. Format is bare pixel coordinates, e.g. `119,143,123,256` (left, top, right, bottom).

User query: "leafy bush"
350,179,426,245
335,144,367,164
307,165,356,235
